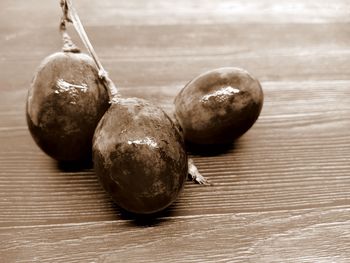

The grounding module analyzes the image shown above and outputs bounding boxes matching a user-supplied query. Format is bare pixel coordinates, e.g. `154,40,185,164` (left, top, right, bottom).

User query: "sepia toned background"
0,0,350,262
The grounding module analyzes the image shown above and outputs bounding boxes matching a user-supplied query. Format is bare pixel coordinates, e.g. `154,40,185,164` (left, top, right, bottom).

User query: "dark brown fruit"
174,67,263,145
93,98,188,214
26,52,109,162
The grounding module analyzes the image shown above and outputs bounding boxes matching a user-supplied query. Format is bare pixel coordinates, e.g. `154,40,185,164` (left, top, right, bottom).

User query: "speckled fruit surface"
26,52,109,162
174,67,264,145
93,98,188,214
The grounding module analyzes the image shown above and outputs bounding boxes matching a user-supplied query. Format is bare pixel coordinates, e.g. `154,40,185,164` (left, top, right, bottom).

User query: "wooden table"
1,1,350,262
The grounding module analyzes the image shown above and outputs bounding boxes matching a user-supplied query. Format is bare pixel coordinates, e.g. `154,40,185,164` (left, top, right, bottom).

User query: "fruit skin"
93,98,188,214
26,52,109,162
174,67,264,145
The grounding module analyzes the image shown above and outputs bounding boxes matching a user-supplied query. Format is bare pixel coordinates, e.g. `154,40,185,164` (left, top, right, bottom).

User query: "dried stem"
60,0,80,53
188,158,211,185
61,0,119,101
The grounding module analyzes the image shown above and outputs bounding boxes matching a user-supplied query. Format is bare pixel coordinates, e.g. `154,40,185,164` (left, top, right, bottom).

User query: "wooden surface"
1,0,350,262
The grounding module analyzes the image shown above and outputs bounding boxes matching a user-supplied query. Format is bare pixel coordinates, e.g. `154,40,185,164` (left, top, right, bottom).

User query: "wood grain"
0,0,349,262
1,207,349,262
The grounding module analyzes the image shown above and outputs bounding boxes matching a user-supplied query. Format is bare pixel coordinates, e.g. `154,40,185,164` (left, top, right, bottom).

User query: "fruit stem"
60,0,80,53
188,158,211,185
62,0,119,102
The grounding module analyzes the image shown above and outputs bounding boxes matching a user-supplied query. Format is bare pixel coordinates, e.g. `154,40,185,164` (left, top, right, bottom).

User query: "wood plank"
1,23,350,91
1,0,349,27
1,207,349,262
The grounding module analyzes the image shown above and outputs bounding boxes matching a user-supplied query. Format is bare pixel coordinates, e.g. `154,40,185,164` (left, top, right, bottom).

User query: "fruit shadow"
57,159,93,172
116,204,177,227
185,141,235,157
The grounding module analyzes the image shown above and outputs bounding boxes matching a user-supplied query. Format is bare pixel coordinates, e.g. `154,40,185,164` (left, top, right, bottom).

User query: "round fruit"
93,98,188,214
174,67,263,145
26,52,109,162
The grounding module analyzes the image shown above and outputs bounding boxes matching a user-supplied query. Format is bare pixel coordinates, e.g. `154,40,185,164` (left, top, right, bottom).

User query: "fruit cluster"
26,0,263,215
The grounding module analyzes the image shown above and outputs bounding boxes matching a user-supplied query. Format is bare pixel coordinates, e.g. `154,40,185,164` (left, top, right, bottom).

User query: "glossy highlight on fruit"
93,98,188,214
174,67,264,145
26,52,109,162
